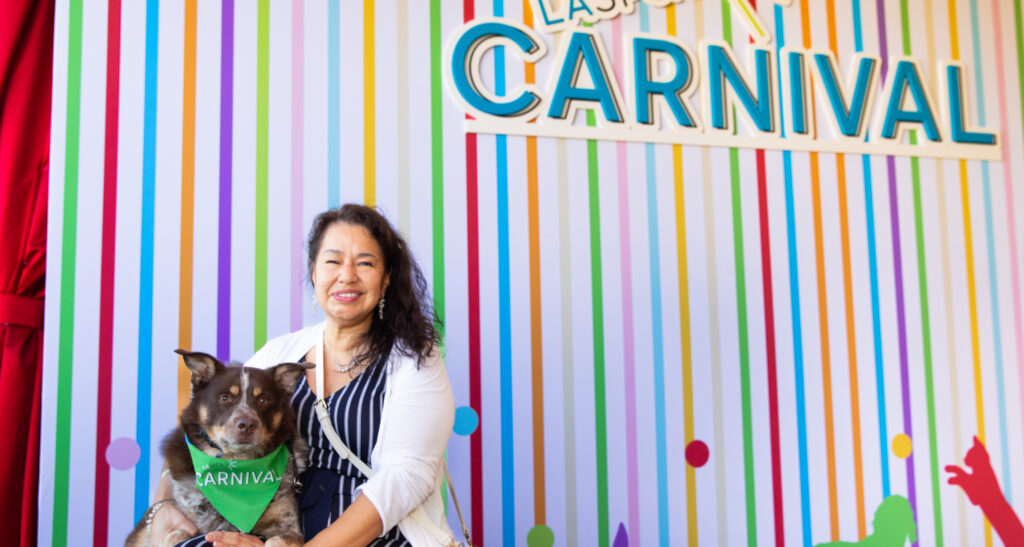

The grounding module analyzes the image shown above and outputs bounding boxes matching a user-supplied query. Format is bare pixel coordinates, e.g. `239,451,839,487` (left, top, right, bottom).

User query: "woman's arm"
356,349,455,537
150,464,199,540
305,494,383,546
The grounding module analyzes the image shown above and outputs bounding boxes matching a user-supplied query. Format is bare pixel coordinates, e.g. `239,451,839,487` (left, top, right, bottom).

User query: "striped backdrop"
40,0,1024,546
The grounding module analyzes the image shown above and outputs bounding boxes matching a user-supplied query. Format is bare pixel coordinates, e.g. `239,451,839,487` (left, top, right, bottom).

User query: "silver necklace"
335,358,359,373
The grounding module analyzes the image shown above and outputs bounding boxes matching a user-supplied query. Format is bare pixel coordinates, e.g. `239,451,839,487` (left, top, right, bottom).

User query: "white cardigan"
244,322,456,546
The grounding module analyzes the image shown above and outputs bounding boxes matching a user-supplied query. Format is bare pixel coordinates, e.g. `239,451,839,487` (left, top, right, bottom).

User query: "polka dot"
685,440,709,468
105,437,141,470
453,406,479,436
526,524,555,547
892,433,913,459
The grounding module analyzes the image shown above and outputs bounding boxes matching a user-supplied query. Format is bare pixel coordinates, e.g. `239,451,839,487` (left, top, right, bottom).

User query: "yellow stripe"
947,0,991,543
178,0,197,414
364,0,375,206
667,7,697,545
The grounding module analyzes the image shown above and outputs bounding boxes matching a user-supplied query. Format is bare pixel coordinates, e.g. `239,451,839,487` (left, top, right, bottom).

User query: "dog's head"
175,349,312,459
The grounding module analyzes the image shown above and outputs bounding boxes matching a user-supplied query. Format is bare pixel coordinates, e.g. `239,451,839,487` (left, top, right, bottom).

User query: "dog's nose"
235,418,257,433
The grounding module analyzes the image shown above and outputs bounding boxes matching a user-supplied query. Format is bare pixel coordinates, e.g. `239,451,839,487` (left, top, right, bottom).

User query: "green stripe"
1016,0,1024,137
911,154,943,546
430,0,445,342
585,109,609,547
52,1,84,545
730,147,757,547
720,2,757,544
900,0,944,541
255,0,269,351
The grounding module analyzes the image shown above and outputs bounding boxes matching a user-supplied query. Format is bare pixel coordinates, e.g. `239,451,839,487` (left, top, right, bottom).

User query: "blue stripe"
134,0,160,521
644,144,669,547
851,0,892,499
773,8,812,544
638,7,669,546
328,0,340,208
493,2,515,537
969,0,1012,502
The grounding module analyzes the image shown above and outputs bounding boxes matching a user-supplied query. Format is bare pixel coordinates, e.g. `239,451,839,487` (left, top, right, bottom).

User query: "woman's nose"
337,261,357,281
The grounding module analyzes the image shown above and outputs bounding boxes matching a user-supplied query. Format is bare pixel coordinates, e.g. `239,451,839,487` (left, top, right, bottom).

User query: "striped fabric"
289,355,409,545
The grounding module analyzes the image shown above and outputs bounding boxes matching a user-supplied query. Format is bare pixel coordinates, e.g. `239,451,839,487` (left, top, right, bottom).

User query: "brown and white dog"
126,349,312,547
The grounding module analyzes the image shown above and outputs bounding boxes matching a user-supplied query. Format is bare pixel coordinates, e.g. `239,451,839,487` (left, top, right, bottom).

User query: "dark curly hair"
307,204,440,368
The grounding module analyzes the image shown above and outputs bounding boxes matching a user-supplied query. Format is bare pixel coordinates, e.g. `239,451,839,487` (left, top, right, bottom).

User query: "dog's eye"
219,393,230,403
257,394,270,405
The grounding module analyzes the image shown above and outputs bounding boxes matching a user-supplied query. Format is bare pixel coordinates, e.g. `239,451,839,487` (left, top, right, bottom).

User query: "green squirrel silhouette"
815,495,917,546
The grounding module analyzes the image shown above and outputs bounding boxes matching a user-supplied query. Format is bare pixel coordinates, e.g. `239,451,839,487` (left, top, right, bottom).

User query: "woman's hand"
205,531,266,547
150,502,198,545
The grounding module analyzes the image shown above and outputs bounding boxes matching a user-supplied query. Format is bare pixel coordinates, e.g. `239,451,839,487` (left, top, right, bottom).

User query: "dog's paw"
264,534,304,547
158,529,193,547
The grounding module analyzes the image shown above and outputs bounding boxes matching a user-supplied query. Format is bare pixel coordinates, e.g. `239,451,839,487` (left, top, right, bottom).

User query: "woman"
151,204,455,546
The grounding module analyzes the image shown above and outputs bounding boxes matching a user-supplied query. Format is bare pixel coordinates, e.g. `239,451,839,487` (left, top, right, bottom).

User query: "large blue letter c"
451,22,542,118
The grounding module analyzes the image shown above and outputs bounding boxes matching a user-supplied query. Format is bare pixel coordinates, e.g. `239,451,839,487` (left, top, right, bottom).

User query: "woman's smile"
331,290,362,303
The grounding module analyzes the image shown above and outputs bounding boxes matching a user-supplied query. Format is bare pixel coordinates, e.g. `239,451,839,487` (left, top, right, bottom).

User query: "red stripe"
744,2,783,541
92,0,121,544
466,130,482,544
755,149,784,545
463,2,482,543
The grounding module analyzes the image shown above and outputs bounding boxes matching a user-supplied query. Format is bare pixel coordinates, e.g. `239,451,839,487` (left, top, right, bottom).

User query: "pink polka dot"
106,437,141,470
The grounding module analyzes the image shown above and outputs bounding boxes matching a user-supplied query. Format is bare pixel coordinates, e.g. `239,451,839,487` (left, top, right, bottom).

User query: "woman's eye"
325,260,339,265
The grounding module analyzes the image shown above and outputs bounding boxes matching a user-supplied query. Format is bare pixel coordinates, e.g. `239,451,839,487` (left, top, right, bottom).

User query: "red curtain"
0,0,54,546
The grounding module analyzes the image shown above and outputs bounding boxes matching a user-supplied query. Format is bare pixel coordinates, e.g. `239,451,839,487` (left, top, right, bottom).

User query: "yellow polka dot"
892,433,912,459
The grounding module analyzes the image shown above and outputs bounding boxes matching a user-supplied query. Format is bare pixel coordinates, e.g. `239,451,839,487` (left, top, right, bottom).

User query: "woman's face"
312,222,390,331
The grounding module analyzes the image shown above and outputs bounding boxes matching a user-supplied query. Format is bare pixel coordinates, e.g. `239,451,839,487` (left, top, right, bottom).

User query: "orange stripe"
523,0,546,525
801,1,839,539
811,152,840,540
178,0,197,413
824,0,866,536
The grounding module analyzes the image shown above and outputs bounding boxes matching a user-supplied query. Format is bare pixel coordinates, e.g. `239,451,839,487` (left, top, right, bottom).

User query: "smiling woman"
147,204,455,547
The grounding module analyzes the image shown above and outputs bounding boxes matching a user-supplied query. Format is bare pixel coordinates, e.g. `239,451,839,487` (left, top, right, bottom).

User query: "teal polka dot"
527,524,555,547
453,406,479,436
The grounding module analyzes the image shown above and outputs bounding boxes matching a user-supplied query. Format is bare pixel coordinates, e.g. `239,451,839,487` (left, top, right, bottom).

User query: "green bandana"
186,435,290,533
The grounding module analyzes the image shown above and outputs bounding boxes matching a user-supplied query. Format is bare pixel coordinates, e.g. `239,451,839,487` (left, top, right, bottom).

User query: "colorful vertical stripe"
52,0,84,544
290,0,304,332
772,7,813,544
218,0,235,361
133,0,160,521
990,0,1024,501
92,0,122,544
874,0,919,520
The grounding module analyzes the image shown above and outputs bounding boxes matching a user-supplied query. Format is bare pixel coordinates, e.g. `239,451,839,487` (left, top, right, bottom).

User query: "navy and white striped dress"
290,354,410,545
175,354,410,546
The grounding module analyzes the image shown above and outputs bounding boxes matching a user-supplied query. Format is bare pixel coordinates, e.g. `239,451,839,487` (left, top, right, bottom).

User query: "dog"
126,349,312,547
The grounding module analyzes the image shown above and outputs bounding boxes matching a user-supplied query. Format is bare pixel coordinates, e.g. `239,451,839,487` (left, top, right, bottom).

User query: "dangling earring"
378,296,386,320
311,293,318,316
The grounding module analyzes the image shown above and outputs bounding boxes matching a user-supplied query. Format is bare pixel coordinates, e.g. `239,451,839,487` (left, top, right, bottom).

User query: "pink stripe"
290,0,304,331
611,17,641,545
990,0,1024,441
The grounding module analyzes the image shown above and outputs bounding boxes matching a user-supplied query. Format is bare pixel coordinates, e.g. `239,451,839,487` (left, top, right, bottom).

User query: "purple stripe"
291,0,304,331
876,0,918,519
218,0,235,360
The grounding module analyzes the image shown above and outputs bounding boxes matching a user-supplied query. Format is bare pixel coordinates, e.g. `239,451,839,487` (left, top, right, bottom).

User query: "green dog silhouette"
816,495,916,546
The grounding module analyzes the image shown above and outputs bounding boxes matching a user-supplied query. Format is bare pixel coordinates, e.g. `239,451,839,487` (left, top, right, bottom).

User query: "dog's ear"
175,349,223,386
269,362,314,395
